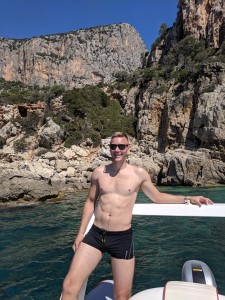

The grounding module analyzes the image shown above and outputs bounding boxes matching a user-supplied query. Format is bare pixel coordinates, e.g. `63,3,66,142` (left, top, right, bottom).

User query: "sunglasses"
109,144,128,150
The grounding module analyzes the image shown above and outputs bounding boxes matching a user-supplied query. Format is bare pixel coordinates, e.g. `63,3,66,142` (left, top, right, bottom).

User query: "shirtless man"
61,132,213,300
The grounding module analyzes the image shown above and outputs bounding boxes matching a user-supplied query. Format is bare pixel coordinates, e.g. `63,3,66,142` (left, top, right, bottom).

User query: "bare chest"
98,172,139,196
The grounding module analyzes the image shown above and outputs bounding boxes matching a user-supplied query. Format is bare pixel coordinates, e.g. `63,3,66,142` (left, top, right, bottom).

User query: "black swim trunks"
82,224,134,260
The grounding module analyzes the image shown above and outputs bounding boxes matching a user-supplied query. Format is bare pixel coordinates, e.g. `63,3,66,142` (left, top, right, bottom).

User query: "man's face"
109,136,129,162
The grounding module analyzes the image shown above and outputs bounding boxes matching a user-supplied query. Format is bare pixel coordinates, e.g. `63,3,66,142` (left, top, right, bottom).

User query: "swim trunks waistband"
92,223,132,235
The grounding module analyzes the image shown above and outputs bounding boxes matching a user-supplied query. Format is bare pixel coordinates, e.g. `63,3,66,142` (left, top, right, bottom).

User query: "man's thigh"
111,256,135,298
66,242,103,286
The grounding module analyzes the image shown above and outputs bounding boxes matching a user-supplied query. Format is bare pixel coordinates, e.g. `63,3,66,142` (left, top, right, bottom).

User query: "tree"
159,23,167,37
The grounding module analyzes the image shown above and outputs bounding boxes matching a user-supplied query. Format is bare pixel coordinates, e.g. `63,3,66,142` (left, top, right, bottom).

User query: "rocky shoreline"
1,135,224,207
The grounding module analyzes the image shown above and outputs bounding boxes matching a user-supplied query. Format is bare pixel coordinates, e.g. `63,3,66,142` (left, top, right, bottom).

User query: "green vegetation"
13,137,28,153
14,112,41,135
0,79,65,105
36,52,67,62
148,36,225,85
151,23,168,51
127,36,223,87
210,40,225,63
162,36,216,82
62,86,135,147
0,79,135,148
108,36,225,95
112,36,212,90
1,35,225,151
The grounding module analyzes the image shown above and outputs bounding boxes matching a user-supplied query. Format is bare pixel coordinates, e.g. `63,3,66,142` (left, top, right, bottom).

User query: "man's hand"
189,196,213,207
72,233,84,252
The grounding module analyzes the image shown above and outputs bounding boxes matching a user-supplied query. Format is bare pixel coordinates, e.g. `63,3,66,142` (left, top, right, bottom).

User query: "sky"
0,0,179,49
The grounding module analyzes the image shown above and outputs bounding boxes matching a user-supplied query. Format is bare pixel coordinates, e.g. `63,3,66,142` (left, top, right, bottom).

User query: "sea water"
0,186,225,299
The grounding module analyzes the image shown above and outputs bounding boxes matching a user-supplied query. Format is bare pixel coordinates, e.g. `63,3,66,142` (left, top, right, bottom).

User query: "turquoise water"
0,186,225,299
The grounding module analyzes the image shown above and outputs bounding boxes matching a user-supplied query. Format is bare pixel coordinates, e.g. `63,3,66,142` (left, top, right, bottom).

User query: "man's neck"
111,160,127,172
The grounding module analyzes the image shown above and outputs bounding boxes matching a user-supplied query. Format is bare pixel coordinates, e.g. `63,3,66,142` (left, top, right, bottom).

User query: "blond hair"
110,132,129,143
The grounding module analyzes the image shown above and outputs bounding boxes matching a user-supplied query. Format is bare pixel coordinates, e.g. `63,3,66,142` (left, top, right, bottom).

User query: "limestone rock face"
159,149,225,186
120,60,225,186
193,89,225,147
0,23,146,88
148,0,225,65
0,122,22,140
132,62,225,155
179,0,225,48
38,117,67,149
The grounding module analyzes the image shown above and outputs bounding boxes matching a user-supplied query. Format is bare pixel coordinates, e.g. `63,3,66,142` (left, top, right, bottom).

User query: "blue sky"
0,0,179,49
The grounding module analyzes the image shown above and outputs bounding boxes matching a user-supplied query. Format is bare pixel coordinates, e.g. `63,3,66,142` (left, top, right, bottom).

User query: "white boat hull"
84,282,225,300
130,287,225,300
130,287,163,299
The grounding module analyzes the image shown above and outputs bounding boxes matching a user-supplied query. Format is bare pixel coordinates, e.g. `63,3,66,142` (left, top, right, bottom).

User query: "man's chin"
112,156,124,161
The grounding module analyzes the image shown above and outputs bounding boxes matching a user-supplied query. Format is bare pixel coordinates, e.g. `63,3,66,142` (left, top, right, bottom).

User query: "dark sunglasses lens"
118,144,126,150
109,144,127,150
110,144,117,150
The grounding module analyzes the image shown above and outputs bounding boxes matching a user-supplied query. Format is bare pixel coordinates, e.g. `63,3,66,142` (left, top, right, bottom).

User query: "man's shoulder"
128,164,148,175
93,165,105,173
128,164,145,172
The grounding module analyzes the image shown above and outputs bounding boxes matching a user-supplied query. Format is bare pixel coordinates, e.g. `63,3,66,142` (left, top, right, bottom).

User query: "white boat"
74,203,225,300
85,262,225,300
129,259,225,300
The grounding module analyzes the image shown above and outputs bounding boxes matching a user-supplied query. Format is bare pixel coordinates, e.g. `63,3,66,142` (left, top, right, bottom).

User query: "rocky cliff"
148,0,225,65
121,61,225,186
0,0,225,206
178,0,225,48
0,23,146,88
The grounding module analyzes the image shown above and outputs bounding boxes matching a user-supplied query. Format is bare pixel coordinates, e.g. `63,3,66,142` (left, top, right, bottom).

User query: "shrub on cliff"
0,79,64,105
13,137,28,153
62,86,135,147
14,112,41,135
163,36,215,82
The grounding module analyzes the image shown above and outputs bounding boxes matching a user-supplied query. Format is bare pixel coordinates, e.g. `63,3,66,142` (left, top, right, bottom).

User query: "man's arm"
73,168,99,251
139,168,213,206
